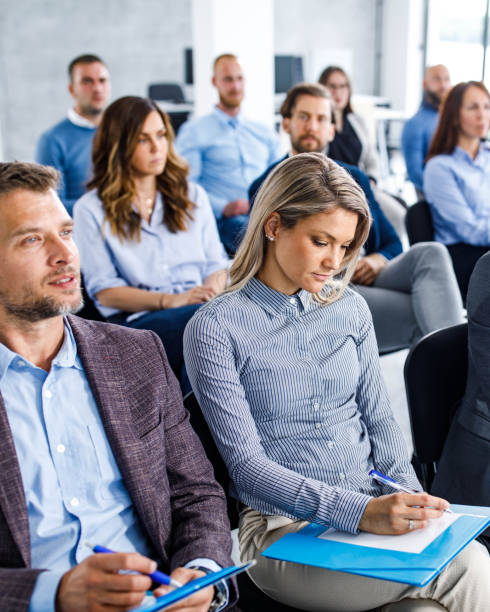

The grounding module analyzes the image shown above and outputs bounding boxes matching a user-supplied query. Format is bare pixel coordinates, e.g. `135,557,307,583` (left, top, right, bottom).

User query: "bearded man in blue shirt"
0,162,235,612
176,54,281,253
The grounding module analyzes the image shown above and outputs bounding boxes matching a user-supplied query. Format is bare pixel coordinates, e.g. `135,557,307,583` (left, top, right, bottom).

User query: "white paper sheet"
318,512,461,554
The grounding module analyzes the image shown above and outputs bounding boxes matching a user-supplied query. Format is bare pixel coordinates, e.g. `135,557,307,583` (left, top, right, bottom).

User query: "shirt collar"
67,108,98,129
0,318,82,382
242,277,311,316
454,144,488,167
212,105,243,127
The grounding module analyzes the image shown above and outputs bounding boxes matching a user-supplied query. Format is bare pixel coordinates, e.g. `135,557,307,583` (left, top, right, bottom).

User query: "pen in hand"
368,470,453,513
85,542,182,588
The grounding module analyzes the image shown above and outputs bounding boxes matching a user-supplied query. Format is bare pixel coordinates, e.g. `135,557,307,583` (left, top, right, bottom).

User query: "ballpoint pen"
368,469,453,512
85,542,182,588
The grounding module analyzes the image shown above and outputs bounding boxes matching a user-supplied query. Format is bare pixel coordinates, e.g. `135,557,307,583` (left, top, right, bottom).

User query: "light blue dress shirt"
0,322,226,611
176,107,282,217
424,145,490,245
0,321,155,611
184,279,420,535
73,182,229,319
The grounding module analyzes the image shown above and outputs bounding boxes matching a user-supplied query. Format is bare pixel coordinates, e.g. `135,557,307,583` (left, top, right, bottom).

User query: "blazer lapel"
69,317,167,556
0,395,31,566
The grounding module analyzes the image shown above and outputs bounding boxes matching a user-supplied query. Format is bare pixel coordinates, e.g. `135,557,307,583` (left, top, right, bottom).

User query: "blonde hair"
228,153,371,304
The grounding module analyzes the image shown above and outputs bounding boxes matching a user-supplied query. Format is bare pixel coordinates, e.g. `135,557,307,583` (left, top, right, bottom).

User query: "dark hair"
87,96,194,241
0,162,60,197
318,65,353,116
426,81,490,161
68,54,105,81
280,83,334,121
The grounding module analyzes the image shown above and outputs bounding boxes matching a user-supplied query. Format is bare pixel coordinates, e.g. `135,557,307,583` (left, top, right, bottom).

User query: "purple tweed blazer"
0,315,236,611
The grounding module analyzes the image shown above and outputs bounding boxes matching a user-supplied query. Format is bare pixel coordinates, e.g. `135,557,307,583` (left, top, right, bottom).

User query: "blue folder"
262,505,490,587
133,561,254,611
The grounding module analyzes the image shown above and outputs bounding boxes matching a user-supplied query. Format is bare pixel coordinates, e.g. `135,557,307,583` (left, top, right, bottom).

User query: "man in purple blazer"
0,161,236,611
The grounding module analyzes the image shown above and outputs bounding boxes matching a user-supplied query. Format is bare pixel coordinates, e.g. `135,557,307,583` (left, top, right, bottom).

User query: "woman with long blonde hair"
74,96,228,386
184,153,489,611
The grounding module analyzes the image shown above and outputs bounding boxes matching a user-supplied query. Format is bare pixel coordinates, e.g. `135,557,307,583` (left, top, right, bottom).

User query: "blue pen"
85,543,182,588
369,470,453,512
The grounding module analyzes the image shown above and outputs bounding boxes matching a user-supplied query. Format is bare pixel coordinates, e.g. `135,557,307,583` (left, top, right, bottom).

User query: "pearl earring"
266,235,275,242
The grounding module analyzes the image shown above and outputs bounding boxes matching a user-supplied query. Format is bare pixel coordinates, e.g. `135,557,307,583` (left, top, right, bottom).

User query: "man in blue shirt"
0,162,235,612
176,54,281,253
401,64,451,196
35,54,111,215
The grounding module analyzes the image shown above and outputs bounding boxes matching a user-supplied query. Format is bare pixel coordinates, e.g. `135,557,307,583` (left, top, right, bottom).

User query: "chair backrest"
148,83,185,102
404,323,468,490
183,391,239,528
405,200,434,245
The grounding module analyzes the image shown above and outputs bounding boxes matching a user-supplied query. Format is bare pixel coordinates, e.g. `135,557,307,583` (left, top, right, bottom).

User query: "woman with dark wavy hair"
424,81,490,299
73,96,228,385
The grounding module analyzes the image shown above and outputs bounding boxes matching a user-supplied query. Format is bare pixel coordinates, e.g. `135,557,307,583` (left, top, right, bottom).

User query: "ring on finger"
408,519,414,531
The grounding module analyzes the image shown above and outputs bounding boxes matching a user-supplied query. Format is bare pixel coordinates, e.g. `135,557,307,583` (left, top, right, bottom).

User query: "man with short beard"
36,54,111,215
176,54,281,253
402,64,451,196
0,162,236,612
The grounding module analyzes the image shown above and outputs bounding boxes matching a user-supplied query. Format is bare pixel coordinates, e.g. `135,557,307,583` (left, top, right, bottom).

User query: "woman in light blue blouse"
73,96,228,385
424,81,490,299
184,153,489,611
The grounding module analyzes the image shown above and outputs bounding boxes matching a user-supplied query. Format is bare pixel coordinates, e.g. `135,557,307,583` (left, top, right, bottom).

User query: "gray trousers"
353,243,464,353
239,507,490,612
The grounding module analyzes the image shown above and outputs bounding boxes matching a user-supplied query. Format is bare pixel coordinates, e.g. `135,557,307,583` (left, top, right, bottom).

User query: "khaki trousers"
239,507,490,612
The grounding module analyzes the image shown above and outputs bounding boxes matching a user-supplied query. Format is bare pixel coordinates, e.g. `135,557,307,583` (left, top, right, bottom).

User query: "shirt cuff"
185,558,229,611
28,570,64,612
329,489,372,534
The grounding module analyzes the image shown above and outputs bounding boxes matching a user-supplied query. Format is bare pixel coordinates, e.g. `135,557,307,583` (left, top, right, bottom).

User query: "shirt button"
56,444,66,454
313,402,320,410
316,423,322,429
327,441,334,448
44,389,52,399
18,360,26,367
70,497,79,507
339,473,346,480
289,298,296,304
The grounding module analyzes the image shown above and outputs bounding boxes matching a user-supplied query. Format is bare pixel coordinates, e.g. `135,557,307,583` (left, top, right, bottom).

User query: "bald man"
402,64,451,195
176,54,281,253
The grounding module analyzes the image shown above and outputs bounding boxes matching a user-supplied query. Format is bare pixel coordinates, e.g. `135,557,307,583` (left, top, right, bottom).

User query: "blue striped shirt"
184,278,420,534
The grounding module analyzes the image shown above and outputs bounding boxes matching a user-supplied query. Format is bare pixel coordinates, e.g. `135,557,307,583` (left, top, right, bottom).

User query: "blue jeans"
217,214,249,253
109,304,201,393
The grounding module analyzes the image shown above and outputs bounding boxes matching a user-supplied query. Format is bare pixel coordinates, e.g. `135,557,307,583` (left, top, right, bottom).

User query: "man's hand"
162,287,216,309
358,492,450,535
56,552,155,612
351,253,387,286
222,199,250,218
153,567,214,612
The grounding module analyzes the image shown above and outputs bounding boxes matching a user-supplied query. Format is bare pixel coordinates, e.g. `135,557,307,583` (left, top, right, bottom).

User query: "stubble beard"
292,135,324,154
0,270,84,322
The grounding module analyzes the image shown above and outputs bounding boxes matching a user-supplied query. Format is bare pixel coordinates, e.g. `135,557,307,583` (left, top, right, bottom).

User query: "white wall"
0,0,382,162
0,0,192,161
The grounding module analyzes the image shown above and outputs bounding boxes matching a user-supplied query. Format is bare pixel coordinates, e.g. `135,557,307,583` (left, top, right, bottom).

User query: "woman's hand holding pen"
358,492,451,535
153,567,214,612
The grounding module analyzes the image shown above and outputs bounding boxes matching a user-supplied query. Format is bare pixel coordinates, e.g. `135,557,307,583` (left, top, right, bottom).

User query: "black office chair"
148,83,185,103
183,391,303,612
405,200,434,245
403,323,468,491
